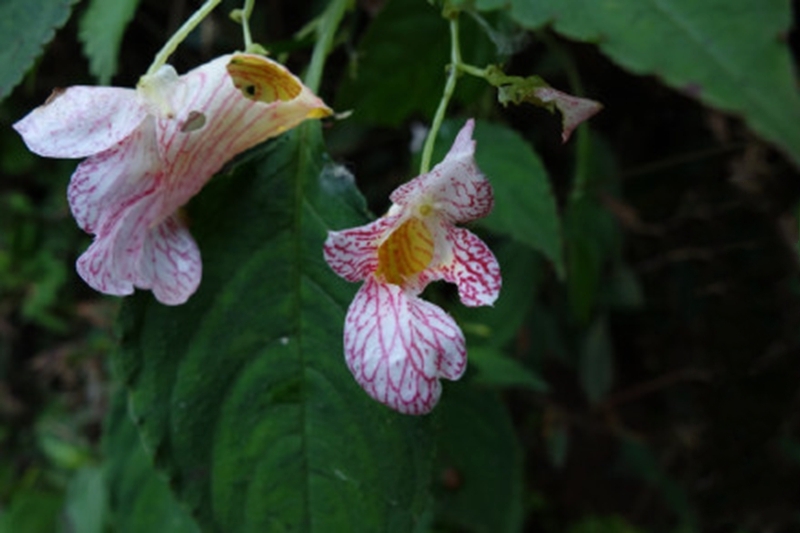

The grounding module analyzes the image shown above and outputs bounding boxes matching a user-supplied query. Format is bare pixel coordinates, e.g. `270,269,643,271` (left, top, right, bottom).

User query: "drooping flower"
323,119,501,414
13,53,331,305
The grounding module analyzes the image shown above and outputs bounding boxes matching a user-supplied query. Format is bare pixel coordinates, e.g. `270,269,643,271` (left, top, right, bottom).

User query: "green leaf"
79,0,141,84
434,120,564,275
433,384,523,533
103,391,200,533
0,0,77,100
337,0,492,126
564,132,620,322
63,466,108,533
0,488,63,533
564,194,618,321
468,346,549,392
510,0,800,168
578,317,614,404
113,123,433,532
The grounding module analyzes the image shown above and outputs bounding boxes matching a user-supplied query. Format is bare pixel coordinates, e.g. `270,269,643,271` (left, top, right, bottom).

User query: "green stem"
457,63,487,80
420,16,461,175
305,0,350,94
145,0,223,76
241,0,255,51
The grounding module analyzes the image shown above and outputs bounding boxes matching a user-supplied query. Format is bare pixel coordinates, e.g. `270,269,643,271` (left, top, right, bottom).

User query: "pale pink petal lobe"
135,215,202,305
68,122,159,234
533,87,603,142
323,215,399,282
391,120,493,223
344,276,466,415
13,87,146,158
435,226,501,307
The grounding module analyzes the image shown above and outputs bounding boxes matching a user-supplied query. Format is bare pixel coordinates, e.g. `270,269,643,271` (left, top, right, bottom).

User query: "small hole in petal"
180,110,206,132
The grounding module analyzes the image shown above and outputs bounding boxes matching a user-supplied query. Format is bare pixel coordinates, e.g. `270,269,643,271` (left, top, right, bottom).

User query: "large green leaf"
79,0,141,84
510,0,800,168
113,123,433,532
103,391,201,533
433,384,523,533
0,0,77,100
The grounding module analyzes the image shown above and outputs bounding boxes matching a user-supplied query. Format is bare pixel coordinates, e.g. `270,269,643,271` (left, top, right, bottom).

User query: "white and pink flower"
323,119,501,414
14,53,331,305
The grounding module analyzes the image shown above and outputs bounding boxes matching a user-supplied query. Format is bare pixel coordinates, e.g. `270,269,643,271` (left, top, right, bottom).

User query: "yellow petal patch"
226,55,302,103
376,217,434,286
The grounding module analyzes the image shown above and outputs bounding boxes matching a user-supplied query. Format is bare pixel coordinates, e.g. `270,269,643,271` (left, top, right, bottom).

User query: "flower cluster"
324,120,501,414
15,44,501,414
14,53,330,304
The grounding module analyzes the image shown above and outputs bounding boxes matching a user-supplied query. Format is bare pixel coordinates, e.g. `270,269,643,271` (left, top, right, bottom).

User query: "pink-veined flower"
13,53,331,305
323,119,501,414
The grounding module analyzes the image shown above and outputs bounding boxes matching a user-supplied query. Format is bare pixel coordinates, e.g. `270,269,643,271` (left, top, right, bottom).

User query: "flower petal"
13,86,145,158
75,204,148,299
324,214,400,282
68,120,159,234
152,54,331,192
428,225,501,307
390,119,493,223
76,195,200,305
344,276,466,415
135,215,202,305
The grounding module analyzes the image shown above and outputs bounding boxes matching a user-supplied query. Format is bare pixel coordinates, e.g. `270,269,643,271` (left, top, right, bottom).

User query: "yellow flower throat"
376,217,434,286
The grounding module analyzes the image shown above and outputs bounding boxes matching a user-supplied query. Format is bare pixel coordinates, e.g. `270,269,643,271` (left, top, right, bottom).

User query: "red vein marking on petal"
344,277,466,415
437,225,501,307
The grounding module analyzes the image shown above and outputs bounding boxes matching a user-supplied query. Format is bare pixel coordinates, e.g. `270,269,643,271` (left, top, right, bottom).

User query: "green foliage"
79,0,142,84
63,466,108,533
508,0,800,168
0,0,77,100
468,346,549,392
113,124,433,532
103,392,200,533
0,488,63,533
433,384,523,533
337,0,491,126
337,0,448,124
564,132,621,322
578,317,614,404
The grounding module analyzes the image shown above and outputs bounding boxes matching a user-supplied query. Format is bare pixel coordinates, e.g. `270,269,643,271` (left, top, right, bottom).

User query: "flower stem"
240,0,255,51
419,15,461,175
305,0,350,94
457,63,487,80
145,0,222,76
